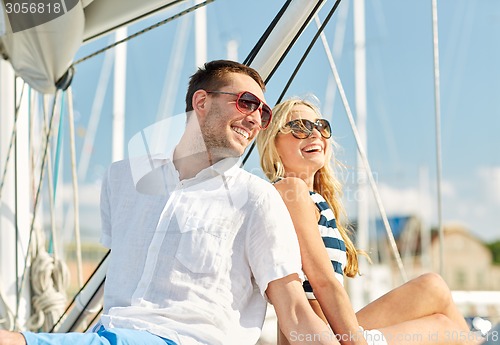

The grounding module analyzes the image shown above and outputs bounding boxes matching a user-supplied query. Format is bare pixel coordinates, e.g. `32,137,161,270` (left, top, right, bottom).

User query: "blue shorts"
22,326,177,345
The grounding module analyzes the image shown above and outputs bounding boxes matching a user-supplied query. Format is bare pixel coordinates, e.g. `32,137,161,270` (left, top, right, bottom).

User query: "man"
0,60,338,345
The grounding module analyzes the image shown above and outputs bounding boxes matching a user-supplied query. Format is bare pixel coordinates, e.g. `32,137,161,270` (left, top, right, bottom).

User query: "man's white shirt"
99,153,303,345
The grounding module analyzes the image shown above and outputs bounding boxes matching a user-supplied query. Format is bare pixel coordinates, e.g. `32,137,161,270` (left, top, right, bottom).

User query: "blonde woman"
256,98,478,345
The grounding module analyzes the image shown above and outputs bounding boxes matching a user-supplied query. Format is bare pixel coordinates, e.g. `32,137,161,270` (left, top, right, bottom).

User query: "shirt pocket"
175,217,229,274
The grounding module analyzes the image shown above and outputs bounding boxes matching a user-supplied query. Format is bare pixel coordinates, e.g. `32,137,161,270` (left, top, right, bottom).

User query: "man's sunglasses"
206,91,272,129
283,119,332,139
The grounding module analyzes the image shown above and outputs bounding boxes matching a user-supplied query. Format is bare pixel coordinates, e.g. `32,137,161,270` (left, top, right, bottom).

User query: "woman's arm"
274,177,367,345
267,274,340,345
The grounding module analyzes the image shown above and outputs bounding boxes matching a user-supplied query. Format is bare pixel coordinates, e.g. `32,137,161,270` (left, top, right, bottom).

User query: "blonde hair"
256,98,362,277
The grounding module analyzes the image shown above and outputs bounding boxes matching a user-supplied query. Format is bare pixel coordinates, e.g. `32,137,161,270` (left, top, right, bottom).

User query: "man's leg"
0,330,107,345
1,328,177,345
22,331,110,345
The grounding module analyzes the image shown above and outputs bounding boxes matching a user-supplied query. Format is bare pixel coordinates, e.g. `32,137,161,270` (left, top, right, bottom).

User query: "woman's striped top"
303,191,347,299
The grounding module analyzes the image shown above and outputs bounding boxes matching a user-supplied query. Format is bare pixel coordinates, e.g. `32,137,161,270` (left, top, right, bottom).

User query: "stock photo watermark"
288,329,498,343
3,0,78,33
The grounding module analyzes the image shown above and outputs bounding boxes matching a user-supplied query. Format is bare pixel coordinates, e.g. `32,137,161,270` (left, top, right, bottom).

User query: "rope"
431,0,445,276
66,87,84,288
72,0,214,66
42,95,59,260
26,226,69,332
314,15,407,282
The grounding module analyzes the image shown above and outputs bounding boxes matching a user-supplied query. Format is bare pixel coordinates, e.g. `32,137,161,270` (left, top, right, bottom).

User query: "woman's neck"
284,171,315,190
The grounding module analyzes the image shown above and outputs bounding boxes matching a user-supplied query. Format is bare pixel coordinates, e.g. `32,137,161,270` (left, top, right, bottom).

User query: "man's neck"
172,146,212,181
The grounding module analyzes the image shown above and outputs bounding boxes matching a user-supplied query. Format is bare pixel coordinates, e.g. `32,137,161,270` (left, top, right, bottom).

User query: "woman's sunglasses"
206,90,272,129
283,119,332,139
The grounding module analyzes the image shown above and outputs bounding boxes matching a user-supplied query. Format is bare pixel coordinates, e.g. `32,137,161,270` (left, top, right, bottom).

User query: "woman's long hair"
256,98,363,277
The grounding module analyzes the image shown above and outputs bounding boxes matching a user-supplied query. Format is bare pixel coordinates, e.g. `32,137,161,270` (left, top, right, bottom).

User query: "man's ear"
192,90,208,116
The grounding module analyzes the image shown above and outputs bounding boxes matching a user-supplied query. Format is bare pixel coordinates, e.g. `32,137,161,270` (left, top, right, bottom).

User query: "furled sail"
0,0,186,94
0,0,84,93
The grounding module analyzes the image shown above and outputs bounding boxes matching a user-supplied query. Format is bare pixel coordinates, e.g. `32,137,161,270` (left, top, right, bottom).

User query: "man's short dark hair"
185,60,265,112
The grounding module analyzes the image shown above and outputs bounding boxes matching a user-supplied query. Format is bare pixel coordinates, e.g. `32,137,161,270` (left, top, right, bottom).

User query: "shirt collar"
131,151,174,194
205,156,241,177
130,152,172,185
132,149,242,193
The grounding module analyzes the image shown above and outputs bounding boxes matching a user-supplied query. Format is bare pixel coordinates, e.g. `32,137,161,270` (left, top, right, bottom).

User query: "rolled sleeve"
246,187,304,301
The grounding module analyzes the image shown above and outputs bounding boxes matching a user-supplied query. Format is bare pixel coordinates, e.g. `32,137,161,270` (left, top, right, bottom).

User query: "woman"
256,98,478,345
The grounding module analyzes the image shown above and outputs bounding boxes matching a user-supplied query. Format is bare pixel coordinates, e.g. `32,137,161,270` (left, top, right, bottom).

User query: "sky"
60,0,500,243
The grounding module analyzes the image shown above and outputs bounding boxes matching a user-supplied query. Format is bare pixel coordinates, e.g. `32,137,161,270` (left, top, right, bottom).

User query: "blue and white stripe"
304,191,347,299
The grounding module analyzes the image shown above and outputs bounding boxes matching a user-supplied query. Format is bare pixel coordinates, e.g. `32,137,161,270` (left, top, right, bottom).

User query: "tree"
486,240,500,265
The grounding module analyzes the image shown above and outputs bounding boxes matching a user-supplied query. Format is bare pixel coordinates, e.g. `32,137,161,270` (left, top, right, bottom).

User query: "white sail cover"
0,0,186,94
0,0,84,94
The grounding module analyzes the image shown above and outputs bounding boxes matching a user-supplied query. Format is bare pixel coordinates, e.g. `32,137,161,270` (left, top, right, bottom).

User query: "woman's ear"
192,90,208,116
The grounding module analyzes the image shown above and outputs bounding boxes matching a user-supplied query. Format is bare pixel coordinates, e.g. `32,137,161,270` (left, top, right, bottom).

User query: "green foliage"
486,240,500,265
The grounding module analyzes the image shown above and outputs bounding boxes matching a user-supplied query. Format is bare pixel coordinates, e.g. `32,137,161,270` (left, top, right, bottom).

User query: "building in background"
372,217,500,327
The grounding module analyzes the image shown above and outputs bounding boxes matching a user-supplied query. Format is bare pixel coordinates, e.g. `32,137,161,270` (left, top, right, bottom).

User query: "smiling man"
0,60,338,345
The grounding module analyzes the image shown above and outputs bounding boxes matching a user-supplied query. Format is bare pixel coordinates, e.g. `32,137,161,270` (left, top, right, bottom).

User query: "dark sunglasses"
206,90,272,129
284,119,332,139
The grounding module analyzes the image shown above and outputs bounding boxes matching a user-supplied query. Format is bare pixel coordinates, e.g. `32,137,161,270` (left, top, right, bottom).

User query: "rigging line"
243,0,292,66
83,0,186,43
73,0,215,66
66,87,84,288
0,81,26,199
50,250,110,332
431,0,444,276
52,95,66,204
42,94,59,261
241,0,341,167
315,15,408,282
276,0,341,103
48,95,66,256
66,278,105,332
264,0,329,85
15,91,60,320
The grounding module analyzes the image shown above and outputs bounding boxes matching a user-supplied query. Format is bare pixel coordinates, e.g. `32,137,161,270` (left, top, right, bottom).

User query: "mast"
155,16,191,123
431,0,445,276
226,40,239,62
112,27,127,162
0,60,31,330
351,0,369,311
419,165,431,270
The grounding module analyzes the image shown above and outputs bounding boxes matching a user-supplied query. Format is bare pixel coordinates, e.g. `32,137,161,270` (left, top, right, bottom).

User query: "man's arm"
267,274,339,345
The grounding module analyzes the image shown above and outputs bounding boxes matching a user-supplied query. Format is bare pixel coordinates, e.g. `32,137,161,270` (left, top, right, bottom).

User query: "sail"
0,0,84,93
0,0,187,94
